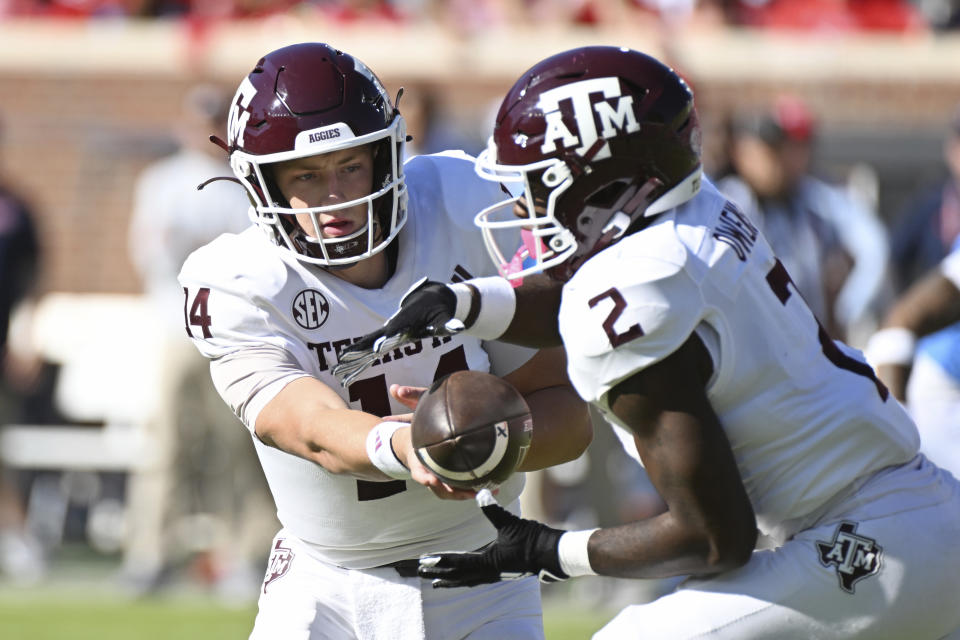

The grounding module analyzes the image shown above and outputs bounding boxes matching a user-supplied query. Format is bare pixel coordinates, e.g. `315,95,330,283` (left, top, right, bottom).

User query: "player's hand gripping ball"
412,371,533,490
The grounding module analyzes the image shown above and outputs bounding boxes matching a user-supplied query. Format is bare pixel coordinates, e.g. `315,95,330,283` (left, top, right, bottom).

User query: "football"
411,370,533,490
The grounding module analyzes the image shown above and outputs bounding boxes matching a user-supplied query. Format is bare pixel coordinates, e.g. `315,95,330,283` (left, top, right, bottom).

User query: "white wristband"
558,528,598,577
449,276,517,340
365,421,411,480
864,327,917,367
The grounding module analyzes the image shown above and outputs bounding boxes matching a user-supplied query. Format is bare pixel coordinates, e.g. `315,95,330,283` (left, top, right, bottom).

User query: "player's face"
272,146,375,239
732,134,783,197
778,138,811,187
512,192,548,222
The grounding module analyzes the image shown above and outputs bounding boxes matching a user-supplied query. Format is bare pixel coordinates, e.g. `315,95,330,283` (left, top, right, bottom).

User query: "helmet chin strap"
594,176,665,243
294,218,387,269
622,177,664,219
209,134,231,154
558,176,665,280
601,211,632,240
196,175,244,191
616,181,665,249
295,227,365,264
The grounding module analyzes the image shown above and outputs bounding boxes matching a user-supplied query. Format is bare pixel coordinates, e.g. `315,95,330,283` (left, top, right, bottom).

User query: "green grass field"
0,549,634,639
0,584,614,639
0,591,256,640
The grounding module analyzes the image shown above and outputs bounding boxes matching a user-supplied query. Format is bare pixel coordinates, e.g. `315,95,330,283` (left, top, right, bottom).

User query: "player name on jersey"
309,334,455,373
712,201,758,262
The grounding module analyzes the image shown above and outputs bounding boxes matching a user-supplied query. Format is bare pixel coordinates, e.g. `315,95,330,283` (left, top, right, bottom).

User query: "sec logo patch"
293,289,330,330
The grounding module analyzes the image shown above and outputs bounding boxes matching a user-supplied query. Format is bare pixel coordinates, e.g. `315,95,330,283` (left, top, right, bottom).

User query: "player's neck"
329,250,390,289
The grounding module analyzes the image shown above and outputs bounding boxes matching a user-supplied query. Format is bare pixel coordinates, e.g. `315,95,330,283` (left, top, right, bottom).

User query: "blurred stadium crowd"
0,0,958,32
0,1,959,617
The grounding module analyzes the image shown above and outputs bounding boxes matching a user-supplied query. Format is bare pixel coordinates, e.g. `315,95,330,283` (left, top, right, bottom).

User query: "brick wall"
2,21,960,295
2,72,204,294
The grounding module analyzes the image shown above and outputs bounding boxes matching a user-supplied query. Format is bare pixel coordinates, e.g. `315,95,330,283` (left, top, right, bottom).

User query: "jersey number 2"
589,287,644,347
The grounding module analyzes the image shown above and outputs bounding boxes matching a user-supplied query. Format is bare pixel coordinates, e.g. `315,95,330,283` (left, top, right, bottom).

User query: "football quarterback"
179,42,591,639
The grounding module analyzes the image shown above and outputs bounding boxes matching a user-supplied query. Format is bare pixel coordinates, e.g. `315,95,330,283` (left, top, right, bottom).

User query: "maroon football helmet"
226,42,407,266
475,46,702,281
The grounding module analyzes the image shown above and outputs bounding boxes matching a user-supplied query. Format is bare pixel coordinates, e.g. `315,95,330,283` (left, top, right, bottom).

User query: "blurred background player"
717,95,889,343
178,43,591,639
0,110,44,584
867,103,960,482
867,239,960,479
340,45,960,639
124,83,275,600
887,103,960,293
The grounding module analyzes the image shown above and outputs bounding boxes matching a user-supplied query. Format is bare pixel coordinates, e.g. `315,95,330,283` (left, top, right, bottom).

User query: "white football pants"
593,455,960,639
249,530,544,640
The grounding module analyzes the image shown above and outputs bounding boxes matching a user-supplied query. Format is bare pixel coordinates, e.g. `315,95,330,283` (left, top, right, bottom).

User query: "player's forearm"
885,271,960,337
255,377,405,480
257,405,396,481
584,511,754,579
499,275,564,348
305,409,399,480
582,446,756,579
452,274,564,348
866,272,960,377
516,385,592,471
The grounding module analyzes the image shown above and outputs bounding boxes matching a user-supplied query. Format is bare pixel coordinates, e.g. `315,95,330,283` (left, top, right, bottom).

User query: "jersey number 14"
183,287,212,339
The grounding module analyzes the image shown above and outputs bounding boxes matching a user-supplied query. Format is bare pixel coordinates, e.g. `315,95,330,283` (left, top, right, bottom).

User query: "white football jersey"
559,177,919,538
179,152,535,568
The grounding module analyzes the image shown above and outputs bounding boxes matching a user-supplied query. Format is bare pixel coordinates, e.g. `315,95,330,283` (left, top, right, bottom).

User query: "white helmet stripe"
417,421,510,482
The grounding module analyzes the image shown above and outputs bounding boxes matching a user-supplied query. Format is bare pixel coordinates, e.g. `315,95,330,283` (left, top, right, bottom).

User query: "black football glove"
333,278,462,386
418,489,569,588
